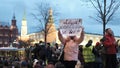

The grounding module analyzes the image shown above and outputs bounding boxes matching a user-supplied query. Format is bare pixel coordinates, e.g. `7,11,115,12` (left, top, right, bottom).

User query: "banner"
59,19,82,37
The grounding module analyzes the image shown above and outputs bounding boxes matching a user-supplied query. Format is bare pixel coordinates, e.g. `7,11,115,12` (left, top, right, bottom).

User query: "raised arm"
58,30,66,44
74,28,84,44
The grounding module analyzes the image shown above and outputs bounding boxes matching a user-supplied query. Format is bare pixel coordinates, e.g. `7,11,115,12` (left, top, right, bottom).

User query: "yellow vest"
83,46,95,63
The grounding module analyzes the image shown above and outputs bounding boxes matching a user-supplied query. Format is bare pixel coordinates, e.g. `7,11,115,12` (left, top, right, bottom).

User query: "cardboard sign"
59,19,82,37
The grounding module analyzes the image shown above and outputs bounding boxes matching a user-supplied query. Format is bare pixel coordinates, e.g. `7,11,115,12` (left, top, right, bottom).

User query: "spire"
49,7,53,16
23,9,26,21
11,11,16,26
48,7,53,23
12,12,16,20
21,8,27,36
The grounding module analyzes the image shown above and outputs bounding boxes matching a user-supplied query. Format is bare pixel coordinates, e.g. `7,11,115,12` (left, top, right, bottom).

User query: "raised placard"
59,19,82,37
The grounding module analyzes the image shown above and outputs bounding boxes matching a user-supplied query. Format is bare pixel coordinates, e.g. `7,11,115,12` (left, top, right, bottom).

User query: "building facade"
0,15,18,47
28,31,120,45
28,31,44,43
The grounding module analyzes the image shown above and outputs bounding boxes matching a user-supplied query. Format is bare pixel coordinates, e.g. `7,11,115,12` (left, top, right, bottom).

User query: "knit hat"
95,42,100,47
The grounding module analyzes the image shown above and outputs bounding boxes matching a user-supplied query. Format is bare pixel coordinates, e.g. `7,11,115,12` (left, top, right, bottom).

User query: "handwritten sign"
59,19,82,37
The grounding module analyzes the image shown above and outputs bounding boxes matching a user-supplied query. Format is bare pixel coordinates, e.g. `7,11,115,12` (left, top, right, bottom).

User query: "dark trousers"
84,62,95,68
94,62,103,68
63,61,77,68
105,54,117,68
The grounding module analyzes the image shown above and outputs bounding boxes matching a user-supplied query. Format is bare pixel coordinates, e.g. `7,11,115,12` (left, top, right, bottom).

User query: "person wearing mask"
58,28,84,68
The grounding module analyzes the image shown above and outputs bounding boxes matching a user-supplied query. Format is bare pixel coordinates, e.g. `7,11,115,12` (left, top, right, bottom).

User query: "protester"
78,45,84,68
46,43,53,63
58,27,84,68
45,62,55,68
95,38,107,68
34,61,42,68
33,59,39,68
94,42,103,68
20,56,28,68
82,40,95,68
102,28,118,68
55,62,65,68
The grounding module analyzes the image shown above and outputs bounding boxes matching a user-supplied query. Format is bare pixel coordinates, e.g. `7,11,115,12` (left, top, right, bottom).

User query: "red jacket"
103,34,117,54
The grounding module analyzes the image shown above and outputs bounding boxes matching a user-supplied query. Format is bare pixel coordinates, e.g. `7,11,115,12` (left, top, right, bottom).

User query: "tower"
46,8,57,43
10,13,18,46
21,11,27,36
20,10,29,41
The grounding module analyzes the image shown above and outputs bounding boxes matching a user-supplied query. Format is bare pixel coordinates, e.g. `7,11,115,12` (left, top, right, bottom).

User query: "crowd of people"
0,55,32,68
31,28,120,68
0,28,120,68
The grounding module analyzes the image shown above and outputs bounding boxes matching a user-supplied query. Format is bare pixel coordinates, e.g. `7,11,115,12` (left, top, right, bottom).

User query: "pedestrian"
55,62,65,68
78,45,84,68
102,28,118,68
94,42,103,68
58,27,84,68
33,59,38,68
45,62,55,68
34,61,42,68
82,40,96,68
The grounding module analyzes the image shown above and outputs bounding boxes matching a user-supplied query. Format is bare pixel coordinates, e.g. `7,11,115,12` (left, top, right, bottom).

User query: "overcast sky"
0,0,120,36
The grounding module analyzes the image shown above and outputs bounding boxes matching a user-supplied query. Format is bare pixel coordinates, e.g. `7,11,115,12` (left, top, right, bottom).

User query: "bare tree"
32,0,59,45
83,0,120,35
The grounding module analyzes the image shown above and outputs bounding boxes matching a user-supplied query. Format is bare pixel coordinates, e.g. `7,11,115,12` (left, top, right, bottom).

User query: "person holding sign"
58,19,84,68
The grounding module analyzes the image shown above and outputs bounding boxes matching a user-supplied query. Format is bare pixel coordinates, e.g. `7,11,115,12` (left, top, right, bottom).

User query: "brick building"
0,15,18,47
